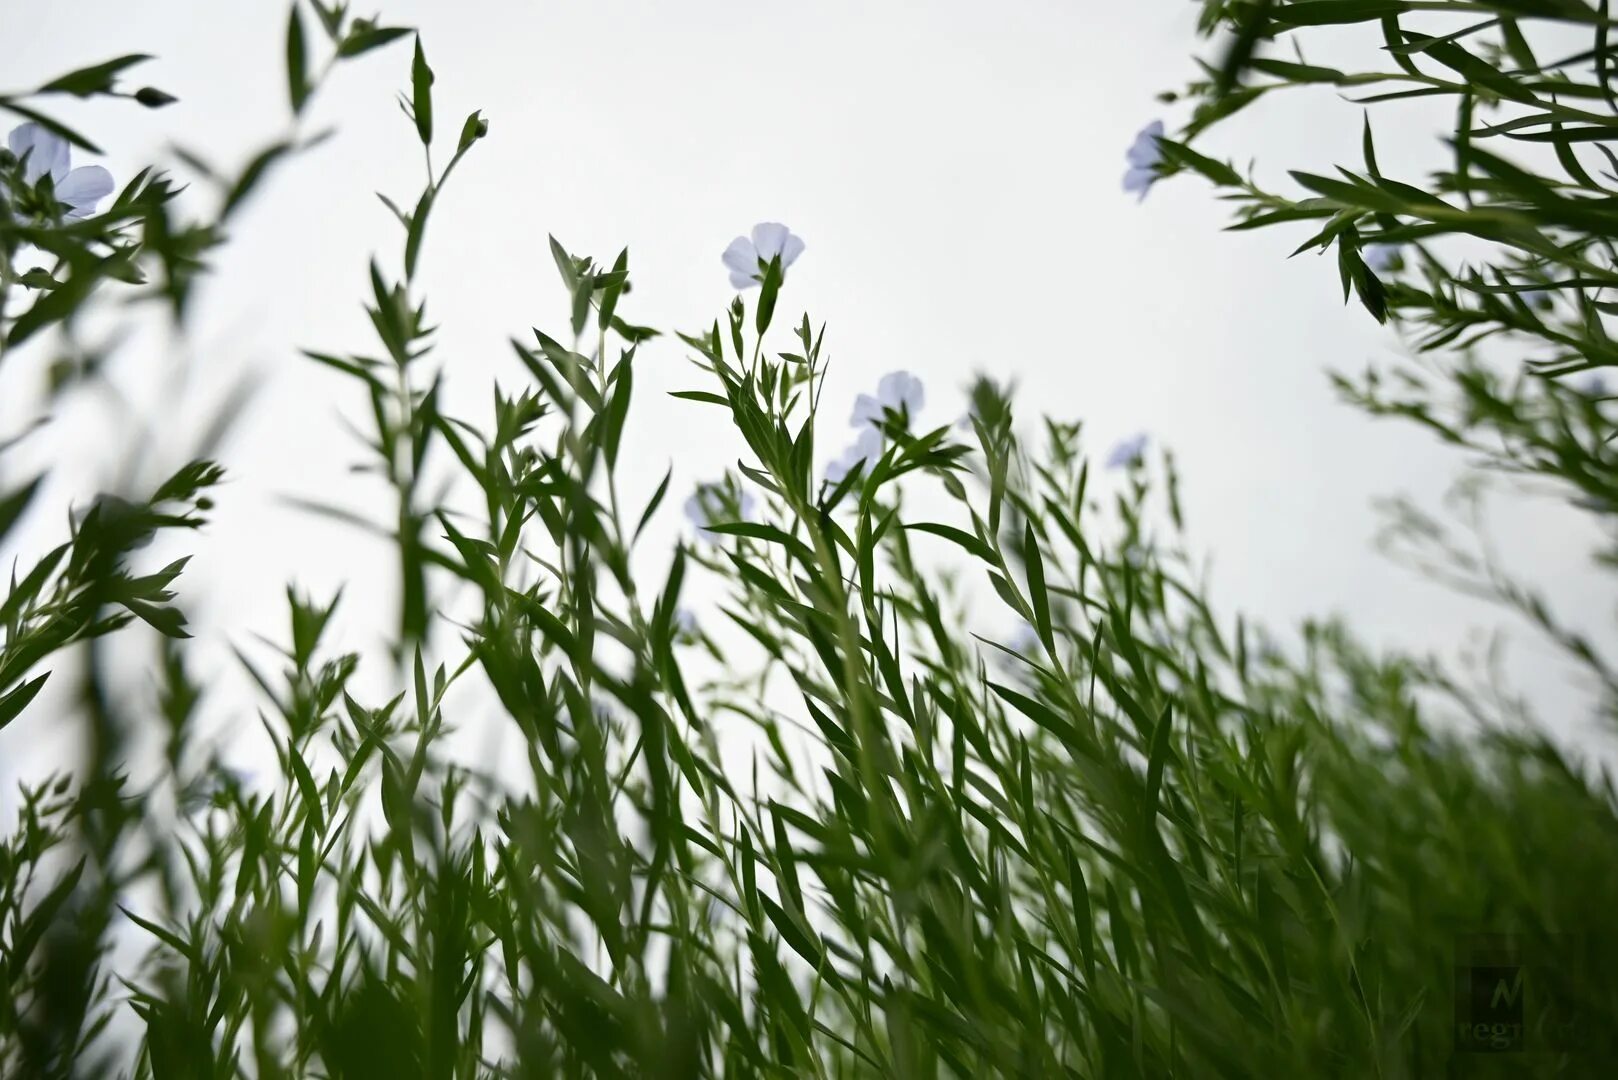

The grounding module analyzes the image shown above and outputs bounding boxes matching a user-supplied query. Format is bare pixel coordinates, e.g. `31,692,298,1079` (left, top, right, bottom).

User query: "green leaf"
902,521,997,563
12,857,86,969
1420,38,1537,105
287,4,311,114
635,466,673,543
223,141,294,218
0,102,100,153
1214,0,1276,97
338,24,411,58
38,54,151,97
1158,139,1242,187
988,681,1084,749
120,904,195,960
1250,58,1349,84
755,255,783,337
1142,703,1173,828
405,188,433,280
0,476,41,544
124,599,191,639
457,110,488,154
1270,1,1410,26
598,248,628,331
1023,522,1053,652
411,36,434,145
760,893,825,969
601,355,634,467
310,0,344,37
1500,18,1538,74
5,257,102,346
0,672,49,733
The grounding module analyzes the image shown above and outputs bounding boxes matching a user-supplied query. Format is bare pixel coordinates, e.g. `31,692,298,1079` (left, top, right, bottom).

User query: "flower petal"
850,393,883,429
1363,243,1399,273
1123,167,1155,198
1125,121,1165,168
9,122,70,185
683,488,717,537
729,270,758,290
721,236,757,275
877,370,924,415
751,222,791,260
778,232,805,268
826,426,884,484
57,165,114,216
851,424,883,461
1105,433,1148,469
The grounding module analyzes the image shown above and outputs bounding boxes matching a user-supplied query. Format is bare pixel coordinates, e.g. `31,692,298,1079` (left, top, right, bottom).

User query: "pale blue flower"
1106,433,1148,470
674,606,698,636
1122,120,1165,201
1519,287,1550,310
826,424,883,485
829,370,924,485
7,122,114,219
1583,373,1607,398
1363,243,1400,274
851,371,925,430
1008,619,1040,656
684,482,758,540
721,222,805,290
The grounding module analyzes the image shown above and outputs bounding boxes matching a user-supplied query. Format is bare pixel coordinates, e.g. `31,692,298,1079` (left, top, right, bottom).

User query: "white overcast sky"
3,1,1614,796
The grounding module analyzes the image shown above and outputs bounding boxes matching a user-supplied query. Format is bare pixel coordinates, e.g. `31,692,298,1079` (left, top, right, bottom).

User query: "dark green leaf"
287,4,311,114
411,36,434,145
39,54,151,97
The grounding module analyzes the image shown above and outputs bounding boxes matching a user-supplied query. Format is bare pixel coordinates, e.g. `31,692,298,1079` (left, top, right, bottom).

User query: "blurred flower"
722,222,805,290
828,370,924,486
1106,433,1148,470
684,482,758,540
1008,619,1040,656
1122,120,1165,201
851,371,925,430
1124,539,1156,569
1583,373,1607,397
826,424,883,485
1519,288,1550,310
1363,243,1400,274
7,122,114,219
674,606,698,636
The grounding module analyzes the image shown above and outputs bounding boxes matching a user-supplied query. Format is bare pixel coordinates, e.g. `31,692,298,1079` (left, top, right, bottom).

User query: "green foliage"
2,4,1617,1077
